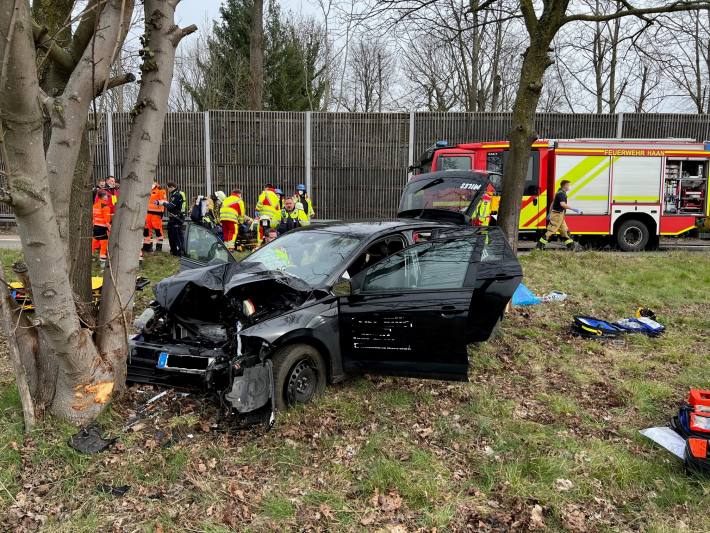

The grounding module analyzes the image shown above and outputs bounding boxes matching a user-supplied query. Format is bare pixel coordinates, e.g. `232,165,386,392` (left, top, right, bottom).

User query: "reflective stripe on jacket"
293,193,315,218
272,207,309,234
220,194,245,223
256,189,280,219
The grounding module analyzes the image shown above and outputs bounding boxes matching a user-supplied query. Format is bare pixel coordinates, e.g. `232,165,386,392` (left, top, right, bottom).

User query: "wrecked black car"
127,171,522,419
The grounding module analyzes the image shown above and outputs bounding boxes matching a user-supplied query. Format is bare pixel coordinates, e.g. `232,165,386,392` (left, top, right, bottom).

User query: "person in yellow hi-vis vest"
272,197,310,236
220,189,246,251
293,184,315,220
256,183,280,242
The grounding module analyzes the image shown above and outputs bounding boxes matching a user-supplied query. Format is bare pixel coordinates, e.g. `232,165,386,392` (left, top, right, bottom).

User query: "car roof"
407,170,493,182
296,219,452,236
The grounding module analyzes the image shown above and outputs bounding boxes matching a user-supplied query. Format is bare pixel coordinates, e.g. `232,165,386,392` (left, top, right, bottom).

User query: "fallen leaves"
554,478,574,492
529,504,545,530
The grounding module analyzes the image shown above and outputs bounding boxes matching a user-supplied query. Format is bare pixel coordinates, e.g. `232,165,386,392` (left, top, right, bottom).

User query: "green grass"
0,249,709,530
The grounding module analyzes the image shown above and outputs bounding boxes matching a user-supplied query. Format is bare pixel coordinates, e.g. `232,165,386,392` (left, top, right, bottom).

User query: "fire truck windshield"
399,176,485,215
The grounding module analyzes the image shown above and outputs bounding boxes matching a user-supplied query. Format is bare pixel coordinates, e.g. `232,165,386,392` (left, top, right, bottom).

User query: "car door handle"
532,197,538,206
440,305,459,318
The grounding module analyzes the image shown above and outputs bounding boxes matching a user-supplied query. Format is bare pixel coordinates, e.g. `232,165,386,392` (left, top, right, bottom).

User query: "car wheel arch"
270,330,338,384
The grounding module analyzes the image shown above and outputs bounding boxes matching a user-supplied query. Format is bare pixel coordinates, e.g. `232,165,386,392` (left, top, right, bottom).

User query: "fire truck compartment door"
611,156,662,204
556,155,611,215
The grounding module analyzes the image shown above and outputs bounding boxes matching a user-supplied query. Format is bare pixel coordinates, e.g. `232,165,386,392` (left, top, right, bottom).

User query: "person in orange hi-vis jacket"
143,180,167,252
92,190,112,268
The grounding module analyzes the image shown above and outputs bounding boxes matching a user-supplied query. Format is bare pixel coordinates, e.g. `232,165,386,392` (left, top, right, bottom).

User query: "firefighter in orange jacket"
143,180,167,252
92,190,112,267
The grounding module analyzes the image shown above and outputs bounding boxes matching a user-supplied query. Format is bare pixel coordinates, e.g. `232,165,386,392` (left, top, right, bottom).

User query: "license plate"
157,352,169,369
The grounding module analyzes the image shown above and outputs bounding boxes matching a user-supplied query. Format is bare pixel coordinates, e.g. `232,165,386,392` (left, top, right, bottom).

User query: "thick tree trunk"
68,129,95,308
96,0,196,389
248,0,264,110
498,40,555,250
0,1,114,424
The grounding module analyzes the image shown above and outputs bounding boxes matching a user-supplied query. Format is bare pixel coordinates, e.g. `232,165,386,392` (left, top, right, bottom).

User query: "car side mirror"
332,278,352,297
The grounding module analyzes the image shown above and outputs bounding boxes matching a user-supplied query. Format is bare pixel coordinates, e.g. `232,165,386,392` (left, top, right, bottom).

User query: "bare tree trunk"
249,0,264,110
0,274,36,430
0,0,111,423
96,0,196,389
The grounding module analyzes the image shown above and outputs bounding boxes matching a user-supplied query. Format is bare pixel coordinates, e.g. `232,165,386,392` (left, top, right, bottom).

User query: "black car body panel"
127,173,522,418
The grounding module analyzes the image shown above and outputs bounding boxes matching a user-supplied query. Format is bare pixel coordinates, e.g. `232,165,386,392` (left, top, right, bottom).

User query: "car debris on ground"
68,424,117,454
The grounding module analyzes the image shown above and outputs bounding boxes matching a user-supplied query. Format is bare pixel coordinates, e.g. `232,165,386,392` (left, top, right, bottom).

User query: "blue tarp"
512,283,540,306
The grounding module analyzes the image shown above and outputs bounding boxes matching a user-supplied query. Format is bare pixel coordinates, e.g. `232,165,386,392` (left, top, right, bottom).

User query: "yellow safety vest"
256,189,280,220
220,195,245,223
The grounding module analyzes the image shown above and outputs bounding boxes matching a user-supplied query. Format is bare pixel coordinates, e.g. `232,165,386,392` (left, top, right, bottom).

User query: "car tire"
271,344,326,411
615,219,649,252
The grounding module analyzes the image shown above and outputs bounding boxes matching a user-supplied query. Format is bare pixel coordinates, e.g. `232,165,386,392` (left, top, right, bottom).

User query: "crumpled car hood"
154,261,312,313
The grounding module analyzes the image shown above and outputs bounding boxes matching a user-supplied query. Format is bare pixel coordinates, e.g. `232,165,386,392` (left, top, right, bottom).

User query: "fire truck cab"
412,139,710,251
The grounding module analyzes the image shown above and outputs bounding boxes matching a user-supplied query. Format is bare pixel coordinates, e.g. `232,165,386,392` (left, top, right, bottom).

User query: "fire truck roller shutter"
611,157,662,205
555,155,613,215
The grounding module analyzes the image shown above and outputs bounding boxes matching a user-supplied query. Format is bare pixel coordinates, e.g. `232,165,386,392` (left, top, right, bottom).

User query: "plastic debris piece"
68,424,117,454
96,484,130,497
512,283,540,306
541,291,567,302
640,426,685,459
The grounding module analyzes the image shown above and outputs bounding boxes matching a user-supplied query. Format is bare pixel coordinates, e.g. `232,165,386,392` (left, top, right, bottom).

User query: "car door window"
360,239,475,292
477,227,520,278
184,223,232,265
344,236,405,279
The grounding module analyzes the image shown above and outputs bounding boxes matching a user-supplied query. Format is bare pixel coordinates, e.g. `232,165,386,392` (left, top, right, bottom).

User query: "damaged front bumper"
127,334,276,424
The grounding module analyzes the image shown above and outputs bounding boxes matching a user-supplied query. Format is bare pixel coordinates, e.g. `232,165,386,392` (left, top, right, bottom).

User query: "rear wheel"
271,344,326,410
615,219,650,252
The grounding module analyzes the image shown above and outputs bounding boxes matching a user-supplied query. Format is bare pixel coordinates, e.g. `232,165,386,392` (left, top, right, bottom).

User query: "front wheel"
615,219,650,252
271,344,326,410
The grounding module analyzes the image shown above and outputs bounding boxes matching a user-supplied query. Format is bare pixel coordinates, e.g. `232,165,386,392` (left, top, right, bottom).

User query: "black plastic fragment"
68,424,117,454
96,484,130,497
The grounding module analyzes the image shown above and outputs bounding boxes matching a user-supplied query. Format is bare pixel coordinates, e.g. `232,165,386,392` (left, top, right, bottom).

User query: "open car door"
339,231,481,381
338,227,522,381
180,223,236,270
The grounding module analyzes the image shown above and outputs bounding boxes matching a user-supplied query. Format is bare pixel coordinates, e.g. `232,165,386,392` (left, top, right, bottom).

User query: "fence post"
107,111,115,177
305,111,312,193
616,112,624,138
408,111,415,179
204,111,212,194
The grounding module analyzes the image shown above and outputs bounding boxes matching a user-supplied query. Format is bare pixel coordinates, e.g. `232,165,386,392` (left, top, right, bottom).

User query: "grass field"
0,250,709,531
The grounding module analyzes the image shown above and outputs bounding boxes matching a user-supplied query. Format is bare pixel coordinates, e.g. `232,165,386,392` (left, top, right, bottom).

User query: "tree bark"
96,0,196,389
248,0,264,110
0,0,113,424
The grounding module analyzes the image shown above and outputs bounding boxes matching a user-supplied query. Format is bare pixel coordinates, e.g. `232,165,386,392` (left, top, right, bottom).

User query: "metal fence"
3,111,710,220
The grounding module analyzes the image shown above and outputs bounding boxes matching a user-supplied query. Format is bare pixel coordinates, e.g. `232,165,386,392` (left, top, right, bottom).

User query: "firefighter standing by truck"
537,180,582,250
92,190,112,268
220,189,246,251
143,180,167,252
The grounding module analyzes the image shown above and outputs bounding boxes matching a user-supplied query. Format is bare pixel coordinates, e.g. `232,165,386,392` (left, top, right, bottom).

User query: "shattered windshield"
399,177,483,214
243,230,365,286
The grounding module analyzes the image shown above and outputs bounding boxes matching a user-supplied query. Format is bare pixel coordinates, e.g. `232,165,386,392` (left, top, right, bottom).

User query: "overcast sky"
175,0,320,29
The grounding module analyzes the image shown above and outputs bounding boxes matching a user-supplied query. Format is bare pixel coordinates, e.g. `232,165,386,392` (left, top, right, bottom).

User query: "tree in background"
182,0,327,111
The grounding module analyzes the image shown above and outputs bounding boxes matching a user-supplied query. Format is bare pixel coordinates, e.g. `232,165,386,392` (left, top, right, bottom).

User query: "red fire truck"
412,139,710,251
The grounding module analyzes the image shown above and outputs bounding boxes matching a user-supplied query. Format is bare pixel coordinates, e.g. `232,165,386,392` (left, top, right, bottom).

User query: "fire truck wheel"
615,219,649,252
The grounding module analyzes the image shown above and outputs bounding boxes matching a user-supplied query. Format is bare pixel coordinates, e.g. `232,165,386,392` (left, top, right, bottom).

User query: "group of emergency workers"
218,183,315,251
92,176,188,267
